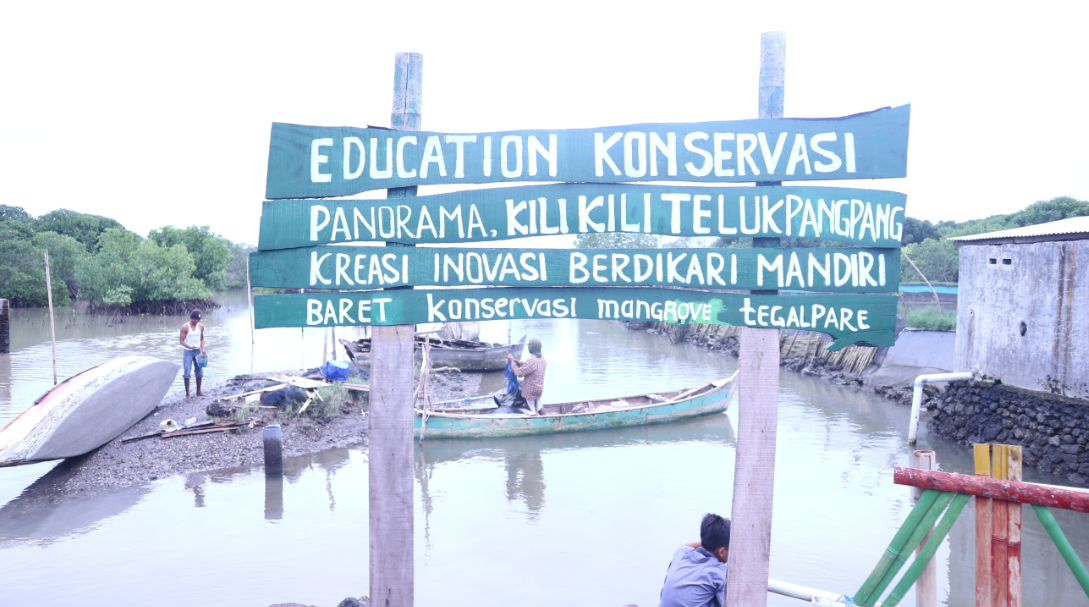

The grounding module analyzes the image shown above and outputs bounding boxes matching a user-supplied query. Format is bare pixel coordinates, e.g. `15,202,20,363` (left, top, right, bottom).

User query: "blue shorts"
183,349,204,379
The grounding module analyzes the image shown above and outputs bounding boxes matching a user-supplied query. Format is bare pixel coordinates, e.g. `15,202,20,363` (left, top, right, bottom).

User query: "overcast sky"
2,0,1086,245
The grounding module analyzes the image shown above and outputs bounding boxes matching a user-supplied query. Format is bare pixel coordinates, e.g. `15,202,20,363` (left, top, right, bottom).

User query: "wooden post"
0,299,9,354
1005,446,1023,607
726,30,784,607
991,444,1009,607
974,444,992,607
369,51,421,607
911,450,938,607
246,254,255,344
44,250,58,385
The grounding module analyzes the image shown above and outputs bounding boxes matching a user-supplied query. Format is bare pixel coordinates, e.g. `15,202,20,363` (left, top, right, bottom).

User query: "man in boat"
179,309,206,399
507,338,546,415
658,513,730,607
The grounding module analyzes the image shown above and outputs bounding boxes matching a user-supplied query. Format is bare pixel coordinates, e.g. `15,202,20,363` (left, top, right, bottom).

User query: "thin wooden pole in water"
726,30,784,607
246,254,255,344
911,450,938,607
44,250,58,385
370,51,421,607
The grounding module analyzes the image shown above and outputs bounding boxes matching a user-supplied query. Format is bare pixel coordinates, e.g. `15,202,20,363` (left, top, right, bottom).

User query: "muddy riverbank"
11,369,481,497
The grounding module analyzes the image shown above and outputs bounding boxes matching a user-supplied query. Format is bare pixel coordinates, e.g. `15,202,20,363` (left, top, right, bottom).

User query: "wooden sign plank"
253,288,897,348
265,105,910,199
258,184,908,250
249,246,902,293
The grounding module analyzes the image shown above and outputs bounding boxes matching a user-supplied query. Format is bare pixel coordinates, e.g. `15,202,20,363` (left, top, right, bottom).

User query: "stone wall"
928,379,1089,485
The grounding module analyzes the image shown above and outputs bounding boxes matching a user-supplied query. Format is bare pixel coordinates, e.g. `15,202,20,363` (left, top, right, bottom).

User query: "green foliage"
33,231,88,299
900,217,941,245
78,228,210,305
316,383,350,417
901,238,959,284
34,209,126,252
574,232,660,248
224,242,254,289
148,225,231,290
0,225,83,307
906,306,957,331
937,196,1089,239
0,205,33,224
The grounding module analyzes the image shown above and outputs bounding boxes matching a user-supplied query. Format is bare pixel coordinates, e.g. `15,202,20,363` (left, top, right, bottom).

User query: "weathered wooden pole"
991,444,1009,607
246,254,255,344
44,250,58,385
911,450,938,607
974,444,993,607
0,299,9,354
726,30,784,607
369,51,421,607
1004,446,1023,607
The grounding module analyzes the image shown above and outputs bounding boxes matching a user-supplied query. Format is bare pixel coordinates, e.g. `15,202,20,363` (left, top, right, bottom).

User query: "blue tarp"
503,362,520,394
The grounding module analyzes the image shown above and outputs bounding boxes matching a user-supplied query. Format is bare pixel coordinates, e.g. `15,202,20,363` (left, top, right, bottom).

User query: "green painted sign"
257,184,907,250
249,246,901,293
265,105,910,199
253,289,897,349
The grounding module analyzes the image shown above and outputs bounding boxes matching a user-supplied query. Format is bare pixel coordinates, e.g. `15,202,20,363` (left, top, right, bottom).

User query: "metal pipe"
767,579,848,605
1032,505,1089,598
908,372,973,445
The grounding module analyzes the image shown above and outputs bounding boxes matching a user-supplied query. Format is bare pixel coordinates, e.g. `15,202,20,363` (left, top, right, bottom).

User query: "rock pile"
928,379,1089,486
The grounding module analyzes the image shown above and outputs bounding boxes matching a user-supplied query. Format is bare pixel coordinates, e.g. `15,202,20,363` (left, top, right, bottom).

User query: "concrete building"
952,217,1089,399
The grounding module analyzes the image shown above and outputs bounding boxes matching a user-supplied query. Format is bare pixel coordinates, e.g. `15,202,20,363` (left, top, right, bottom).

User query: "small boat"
340,334,526,372
415,371,738,439
0,356,179,467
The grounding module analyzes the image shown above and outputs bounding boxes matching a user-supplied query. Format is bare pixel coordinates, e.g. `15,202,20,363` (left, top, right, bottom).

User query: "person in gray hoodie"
659,513,730,607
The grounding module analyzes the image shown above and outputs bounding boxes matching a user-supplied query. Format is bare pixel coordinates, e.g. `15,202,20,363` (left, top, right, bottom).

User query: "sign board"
265,105,910,199
253,289,897,349
257,184,907,250
249,246,901,293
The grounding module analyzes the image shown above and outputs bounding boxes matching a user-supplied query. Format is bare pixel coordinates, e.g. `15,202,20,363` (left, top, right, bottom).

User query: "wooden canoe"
0,356,179,467
414,371,737,439
340,334,526,372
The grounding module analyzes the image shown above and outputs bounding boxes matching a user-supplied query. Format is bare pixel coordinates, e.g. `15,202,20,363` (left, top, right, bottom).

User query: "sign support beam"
369,51,421,607
727,30,785,607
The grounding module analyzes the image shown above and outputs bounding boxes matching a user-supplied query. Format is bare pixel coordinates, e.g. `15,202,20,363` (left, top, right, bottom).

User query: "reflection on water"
1,303,1088,606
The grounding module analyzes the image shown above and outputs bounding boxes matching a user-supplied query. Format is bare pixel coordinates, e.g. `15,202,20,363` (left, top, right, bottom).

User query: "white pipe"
768,579,849,605
908,372,974,445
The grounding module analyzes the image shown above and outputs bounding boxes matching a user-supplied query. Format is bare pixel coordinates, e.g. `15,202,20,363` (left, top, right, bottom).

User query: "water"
1,297,1087,606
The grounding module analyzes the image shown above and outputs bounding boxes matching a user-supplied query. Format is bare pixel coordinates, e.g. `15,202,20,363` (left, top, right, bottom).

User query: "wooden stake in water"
370,51,422,607
726,30,784,607
911,450,938,607
246,254,255,344
974,444,993,607
44,250,58,385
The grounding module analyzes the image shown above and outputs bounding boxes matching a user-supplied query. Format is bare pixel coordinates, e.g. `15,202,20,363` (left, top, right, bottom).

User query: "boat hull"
0,356,179,467
343,338,525,372
414,375,736,439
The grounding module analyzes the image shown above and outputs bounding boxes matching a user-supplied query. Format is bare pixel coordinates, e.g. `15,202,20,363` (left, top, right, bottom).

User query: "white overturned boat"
0,356,179,467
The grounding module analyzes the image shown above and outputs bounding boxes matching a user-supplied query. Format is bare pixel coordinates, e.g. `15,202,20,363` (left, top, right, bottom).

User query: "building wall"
955,241,1089,398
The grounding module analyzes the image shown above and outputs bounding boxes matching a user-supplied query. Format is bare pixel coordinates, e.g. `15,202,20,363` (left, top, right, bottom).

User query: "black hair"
190,309,203,320
700,513,731,553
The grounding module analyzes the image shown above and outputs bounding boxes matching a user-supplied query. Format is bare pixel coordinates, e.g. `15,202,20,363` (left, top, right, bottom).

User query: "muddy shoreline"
11,368,481,498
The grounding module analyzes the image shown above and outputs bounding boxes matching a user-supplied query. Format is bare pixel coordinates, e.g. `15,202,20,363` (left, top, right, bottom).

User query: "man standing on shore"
659,513,730,607
179,309,206,399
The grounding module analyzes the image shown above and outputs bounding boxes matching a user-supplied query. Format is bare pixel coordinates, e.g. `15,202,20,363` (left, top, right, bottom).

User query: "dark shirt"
658,546,727,607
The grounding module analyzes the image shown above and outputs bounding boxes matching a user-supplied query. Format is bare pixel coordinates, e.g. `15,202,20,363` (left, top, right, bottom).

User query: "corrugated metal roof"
951,216,1089,245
